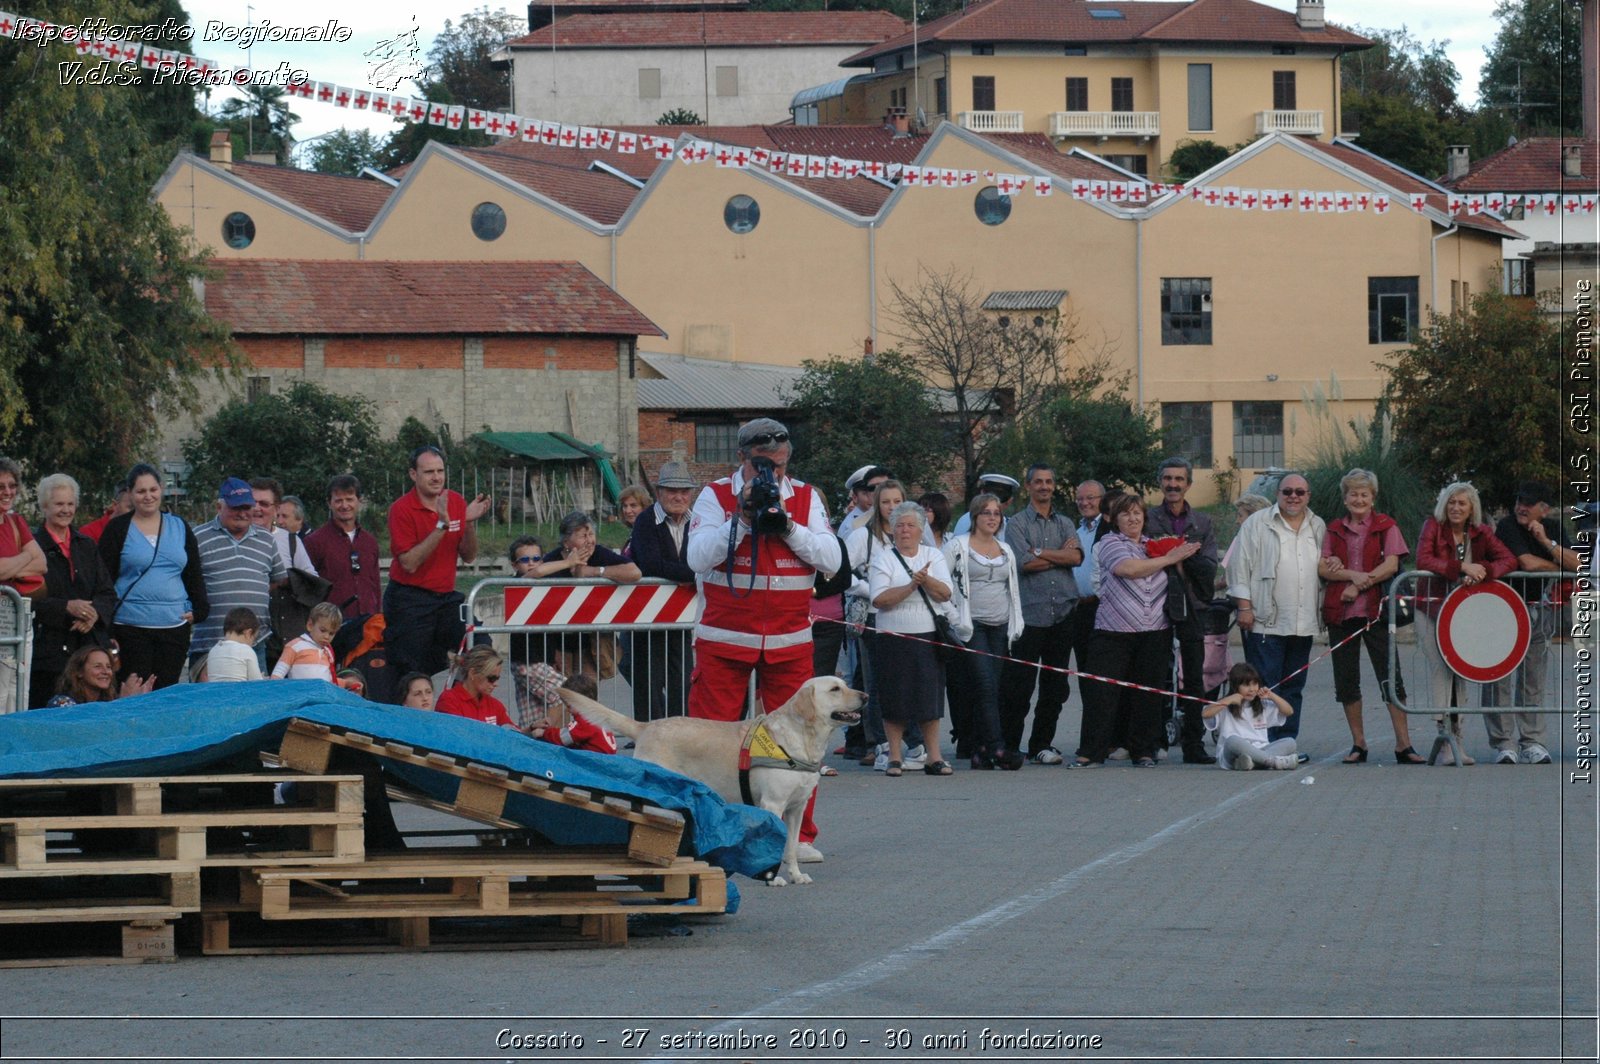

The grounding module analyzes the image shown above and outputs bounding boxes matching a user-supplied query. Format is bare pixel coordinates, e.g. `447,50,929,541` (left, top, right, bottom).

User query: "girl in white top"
942,492,1026,769
1202,662,1298,770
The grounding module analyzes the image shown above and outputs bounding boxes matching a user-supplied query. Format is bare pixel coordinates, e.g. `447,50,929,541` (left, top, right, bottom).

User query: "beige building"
156,119,1510,501
501,11,907,127
820,0,1368,176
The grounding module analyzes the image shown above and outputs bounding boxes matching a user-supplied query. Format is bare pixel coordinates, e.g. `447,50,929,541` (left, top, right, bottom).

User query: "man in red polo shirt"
383,445,491,680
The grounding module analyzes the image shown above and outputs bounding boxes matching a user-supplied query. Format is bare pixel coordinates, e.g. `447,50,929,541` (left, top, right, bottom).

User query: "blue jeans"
954,622,1009,752
1241,631,1313,742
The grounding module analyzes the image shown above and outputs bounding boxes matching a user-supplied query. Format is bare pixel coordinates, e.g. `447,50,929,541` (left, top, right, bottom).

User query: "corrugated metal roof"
982,290,1067,310
636,352,805,410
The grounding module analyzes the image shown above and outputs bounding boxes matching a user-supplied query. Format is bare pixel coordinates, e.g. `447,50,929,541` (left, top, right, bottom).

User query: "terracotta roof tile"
542,0,746,7
1303,141,1522,237
846,0,1365,66
1446,137,1600,192
982,133,1144,184
457,147,642,224
509,10,906,48
204,259,663,337
228,161,394,232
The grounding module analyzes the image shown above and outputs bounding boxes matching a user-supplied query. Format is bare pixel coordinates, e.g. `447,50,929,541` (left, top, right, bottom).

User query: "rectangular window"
1272,70,1296,111
1369,276,1419,343
1187,63,1212,130
696,423,740,466
1233,402,1284,468
934,77,947,116
1272,44,1296,55
1110,77,1133,112
639,67,661,99
1506,258,1534,296
1161,402,1213,467
715,65,738,97
1104,153,1148,176
1064,45,1087,56
1160,277,1212,345
246,375,270,403
972,76,995,111
972,43,995,55
1065,77,1088,112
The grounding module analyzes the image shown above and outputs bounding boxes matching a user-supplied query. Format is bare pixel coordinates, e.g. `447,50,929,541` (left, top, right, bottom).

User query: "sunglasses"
484,672,503,684
744,432,789,447
1279,487,1308,497
410,444,444,464
514,555,539,565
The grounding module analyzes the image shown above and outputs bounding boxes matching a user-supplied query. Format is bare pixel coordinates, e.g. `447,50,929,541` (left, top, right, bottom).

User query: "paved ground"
3,641,1595,1064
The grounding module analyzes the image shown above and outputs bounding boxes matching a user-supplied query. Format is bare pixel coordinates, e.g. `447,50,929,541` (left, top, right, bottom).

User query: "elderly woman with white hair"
1415,481,1518,765
30,473,118,707
868,500,955,776
1318,468,1422,765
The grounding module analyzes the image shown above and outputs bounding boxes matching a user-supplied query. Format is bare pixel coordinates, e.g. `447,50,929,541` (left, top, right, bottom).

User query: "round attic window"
974,187,1011,226
471,201,507,241
723,194,761,234
222,211,256,249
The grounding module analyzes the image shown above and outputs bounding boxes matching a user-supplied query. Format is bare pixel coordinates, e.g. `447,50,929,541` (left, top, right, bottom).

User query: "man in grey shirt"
1000,464,1083,764
191,477,286,673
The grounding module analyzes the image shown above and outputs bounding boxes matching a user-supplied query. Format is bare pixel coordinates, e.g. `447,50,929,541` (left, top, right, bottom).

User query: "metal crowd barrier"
0,585,33,714
462,577,698,728
1390,569,1588,767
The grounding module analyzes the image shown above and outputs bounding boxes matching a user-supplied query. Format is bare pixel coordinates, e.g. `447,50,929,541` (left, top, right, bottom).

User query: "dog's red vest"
696,477,818,663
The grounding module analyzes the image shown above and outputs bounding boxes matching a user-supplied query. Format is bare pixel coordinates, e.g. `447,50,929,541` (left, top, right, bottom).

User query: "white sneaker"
1522,743,1552,765
1493,748,1519,765
873,748,889,772
1273,755,1300,771
902,744,927,770
1031,747,1064,765
795,842,824,863
1107,747,1130,761
1230,751,1255,771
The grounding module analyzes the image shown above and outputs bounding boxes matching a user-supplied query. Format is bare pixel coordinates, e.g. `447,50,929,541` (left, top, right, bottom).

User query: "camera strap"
723,516,760,599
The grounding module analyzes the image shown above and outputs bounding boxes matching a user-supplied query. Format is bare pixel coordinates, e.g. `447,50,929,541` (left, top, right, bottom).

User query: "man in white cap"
952,473,1020,535
625,461,699,721
687,417,841,860
838,464,894,536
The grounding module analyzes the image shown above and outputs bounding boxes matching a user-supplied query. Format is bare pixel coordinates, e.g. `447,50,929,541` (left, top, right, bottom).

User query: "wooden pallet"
0,918,177,967
237,850,726,921
0,774,365,872
276,719,686,866
0,866,200,924
197,909,626,954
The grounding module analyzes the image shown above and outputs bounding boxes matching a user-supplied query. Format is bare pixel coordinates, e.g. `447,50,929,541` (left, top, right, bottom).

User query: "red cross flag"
0,12,16,37
1298,190,1316,211
1198,187,1218,206
1239,189,1259,209
334,87,353,107
577,127,597,148
638,133,656,152
534,121,556,144
558,125,579,147
522,119,541,142
1090,180,1107,200
1316,193,1334,212
1336,192,1354,212
487,113,506,136
1035,176,1053,197
1372,193,1390,214
1408,192,1428,212
1107,180,1126,199
314,82,335,103
369,93,391,114
617,133,637,153
769,151,787,171
1261,189,1283,212
1466,195,1483,214
1566,196,1582,214
504,115,521,139
785,154,806,176
692,143,711,162
1520,193,1539,210
828,157,847,178
864,160,884,179
1541,196,1558,216
903,166,923,186
446,106,465,130
597,128,616,150
1447,194,1464,213
961,170,978,186
655,138,675,159
713,144,733,166
846,160,862,179
399,100,422,123
731,147,751,168
466,109,486,130
1582,195,1598,214
140,46,162,68
678,141,698,163
1148,181,1167,197
1220,186,1240,208
352,91,370,110
427,103,448,126
1354,192,1370,211
1485,193,1504,212
801,155,821,177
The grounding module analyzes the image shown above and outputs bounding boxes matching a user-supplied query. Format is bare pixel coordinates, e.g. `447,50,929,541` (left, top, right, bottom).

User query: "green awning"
474,431,621,504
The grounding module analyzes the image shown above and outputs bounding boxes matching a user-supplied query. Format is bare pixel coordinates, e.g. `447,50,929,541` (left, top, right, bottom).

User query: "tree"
984,380,1166,505
182,381,396,522
887,267,1113,497
1341,25,1461,118
656,108,703,126
1167,139,1233,180
0,0,235,493
1339,91,1451,178
1479,0,1583,134
1383,291,1574,509
425,6,523,112
780,352,950,511
303,128,386,175
214,84,299,165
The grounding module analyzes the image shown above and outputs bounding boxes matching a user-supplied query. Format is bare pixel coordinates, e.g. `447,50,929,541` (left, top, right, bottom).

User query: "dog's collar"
739,719,819,807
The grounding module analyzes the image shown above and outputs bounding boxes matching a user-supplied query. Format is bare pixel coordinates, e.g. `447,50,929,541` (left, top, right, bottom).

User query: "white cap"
977,473,1020,490
844,464,876,490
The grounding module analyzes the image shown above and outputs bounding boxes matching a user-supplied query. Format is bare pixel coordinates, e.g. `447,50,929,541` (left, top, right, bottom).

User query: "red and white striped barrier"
504,582,698,627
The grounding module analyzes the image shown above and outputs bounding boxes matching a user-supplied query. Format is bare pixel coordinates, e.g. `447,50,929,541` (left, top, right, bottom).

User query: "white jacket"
942,533,1025,645
1225,504,1326,634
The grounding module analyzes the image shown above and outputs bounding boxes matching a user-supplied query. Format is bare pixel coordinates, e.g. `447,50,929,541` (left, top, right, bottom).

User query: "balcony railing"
957,110,1025,133
1256,109,1324,135
1048,111,1161,138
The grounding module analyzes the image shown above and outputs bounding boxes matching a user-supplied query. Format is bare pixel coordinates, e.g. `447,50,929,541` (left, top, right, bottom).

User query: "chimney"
1295,0,1324,30
1446,144,1470,181
208,129,232,169
1564,144,1584,178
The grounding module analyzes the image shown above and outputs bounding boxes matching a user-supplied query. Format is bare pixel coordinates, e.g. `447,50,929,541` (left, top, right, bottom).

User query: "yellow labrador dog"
558,676,864,886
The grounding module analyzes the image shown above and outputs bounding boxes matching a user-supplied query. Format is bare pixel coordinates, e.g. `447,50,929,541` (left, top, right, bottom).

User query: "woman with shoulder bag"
943,493,1025,770
868,501,955,776
30,474,118,708
845,479,923,766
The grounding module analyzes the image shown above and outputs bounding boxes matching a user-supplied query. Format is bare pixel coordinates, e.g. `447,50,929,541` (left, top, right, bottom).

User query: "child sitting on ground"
206,607,263,682
1202,662,1298,771
519,663,617,755
270,602,342,683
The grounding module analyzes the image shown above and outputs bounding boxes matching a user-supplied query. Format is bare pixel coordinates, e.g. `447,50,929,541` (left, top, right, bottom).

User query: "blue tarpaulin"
0,682,784,881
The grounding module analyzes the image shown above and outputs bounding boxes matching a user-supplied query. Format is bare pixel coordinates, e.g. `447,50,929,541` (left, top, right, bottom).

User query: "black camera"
744,455,788,535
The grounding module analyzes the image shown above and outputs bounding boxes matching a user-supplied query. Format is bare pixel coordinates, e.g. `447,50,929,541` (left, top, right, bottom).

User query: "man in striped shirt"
190,477,286,674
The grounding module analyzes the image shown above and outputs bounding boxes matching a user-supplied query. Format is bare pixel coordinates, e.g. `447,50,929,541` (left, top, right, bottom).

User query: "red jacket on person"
1414,517,1517,619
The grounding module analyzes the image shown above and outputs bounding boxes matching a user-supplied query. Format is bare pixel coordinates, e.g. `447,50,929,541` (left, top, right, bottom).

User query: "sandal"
1342,744,1368,764
1394,746,1426,765
923,761,954,776
1132,757,1158,768
884,760,903,777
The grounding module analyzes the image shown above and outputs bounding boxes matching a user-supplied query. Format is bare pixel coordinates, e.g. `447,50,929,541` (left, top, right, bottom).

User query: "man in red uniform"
384,445,491,680
686,418,841,860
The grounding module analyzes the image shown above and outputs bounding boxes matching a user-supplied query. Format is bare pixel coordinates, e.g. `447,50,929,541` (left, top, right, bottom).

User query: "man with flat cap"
687,418,842,860
625,461,698,721
1483,481,1580,764
952,472,1020,535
